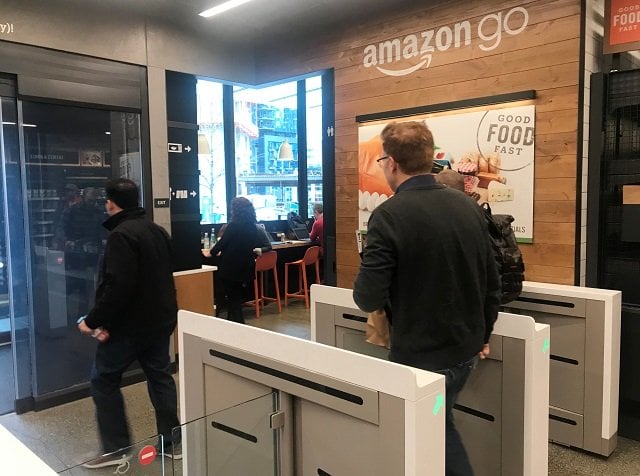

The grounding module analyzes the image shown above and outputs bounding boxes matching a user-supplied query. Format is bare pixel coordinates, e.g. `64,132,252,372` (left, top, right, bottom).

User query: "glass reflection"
21,101,142,396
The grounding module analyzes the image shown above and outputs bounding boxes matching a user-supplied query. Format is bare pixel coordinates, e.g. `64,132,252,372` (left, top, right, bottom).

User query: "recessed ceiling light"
199,0,254,18
22,123,37,127
105,131,111,135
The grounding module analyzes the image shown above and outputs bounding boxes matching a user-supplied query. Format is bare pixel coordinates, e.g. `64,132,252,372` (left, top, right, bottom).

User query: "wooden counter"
173,265,216,355
173,265,217,316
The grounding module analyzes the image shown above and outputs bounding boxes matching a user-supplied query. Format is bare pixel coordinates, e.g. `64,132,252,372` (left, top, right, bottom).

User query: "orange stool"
284,245,321,308
251,251,281,318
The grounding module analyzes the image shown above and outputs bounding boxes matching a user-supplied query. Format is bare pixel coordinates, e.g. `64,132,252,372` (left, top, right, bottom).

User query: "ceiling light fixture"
278,140,294,161
199,0,254,18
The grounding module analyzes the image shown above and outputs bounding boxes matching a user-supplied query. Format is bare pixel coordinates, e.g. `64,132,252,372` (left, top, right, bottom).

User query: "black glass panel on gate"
22,101,142,396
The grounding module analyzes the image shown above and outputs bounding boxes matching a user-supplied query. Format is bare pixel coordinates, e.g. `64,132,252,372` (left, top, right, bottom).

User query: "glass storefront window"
306,76,323,216
196,74,323,225
21,101,142,395
233,82,298,221
197,80,226,223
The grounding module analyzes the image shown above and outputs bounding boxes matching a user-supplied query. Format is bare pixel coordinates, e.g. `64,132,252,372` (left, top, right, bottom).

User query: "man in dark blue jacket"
78,178,180,468
353,121,501,476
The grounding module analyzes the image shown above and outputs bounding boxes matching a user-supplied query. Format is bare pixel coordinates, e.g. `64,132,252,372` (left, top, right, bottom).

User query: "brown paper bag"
365,309,390,349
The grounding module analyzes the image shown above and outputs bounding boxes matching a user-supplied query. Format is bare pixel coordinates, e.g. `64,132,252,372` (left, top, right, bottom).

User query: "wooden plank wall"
256,0,582,287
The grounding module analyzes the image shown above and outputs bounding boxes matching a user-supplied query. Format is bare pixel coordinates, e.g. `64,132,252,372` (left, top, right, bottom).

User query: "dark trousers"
435,356,477,476
219,277,247,324
90,333,180,453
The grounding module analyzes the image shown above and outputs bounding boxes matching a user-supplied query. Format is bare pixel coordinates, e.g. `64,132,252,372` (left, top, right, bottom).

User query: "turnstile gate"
503,281,621,456
311,284,550,476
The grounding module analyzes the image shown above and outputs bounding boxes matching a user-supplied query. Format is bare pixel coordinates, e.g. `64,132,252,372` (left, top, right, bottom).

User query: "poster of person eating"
358,104,535,243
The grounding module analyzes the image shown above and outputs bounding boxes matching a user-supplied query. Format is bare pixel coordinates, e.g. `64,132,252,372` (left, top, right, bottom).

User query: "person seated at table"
202,197,271,324
309,202,324,256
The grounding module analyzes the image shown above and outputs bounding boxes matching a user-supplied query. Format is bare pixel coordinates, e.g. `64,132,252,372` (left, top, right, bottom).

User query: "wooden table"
270,240,315,250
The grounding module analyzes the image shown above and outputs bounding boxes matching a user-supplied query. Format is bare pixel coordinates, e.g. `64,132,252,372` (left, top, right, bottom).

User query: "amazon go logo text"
363,7,528,77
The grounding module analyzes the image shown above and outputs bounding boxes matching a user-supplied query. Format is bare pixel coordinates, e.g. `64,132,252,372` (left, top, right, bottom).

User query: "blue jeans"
90,333,179,453
435,356,477,476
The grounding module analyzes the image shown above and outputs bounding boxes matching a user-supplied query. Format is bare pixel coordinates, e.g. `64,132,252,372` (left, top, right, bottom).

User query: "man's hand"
202,249,211,258
78,319,94,335
478,343,490,360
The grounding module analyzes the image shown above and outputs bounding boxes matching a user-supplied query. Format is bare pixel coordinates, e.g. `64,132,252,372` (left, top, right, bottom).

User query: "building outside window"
306,75,323,216
234,81,298,221
196,74,322,224
196,80,226,223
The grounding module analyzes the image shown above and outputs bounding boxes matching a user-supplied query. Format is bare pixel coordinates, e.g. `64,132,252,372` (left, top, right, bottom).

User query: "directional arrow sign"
185,145,192,152
190,190,197,197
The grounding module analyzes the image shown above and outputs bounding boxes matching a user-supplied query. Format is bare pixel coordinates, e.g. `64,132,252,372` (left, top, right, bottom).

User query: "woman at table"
202,197,271,324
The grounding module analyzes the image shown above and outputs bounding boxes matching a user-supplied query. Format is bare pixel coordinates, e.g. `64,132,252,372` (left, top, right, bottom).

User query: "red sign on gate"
138,445,157,466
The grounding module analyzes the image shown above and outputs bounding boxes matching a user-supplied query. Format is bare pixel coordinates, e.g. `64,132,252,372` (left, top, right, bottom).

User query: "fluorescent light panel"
199,0,253,18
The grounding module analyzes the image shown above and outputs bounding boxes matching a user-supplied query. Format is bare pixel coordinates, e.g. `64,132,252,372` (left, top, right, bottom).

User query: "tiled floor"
1,300,640,474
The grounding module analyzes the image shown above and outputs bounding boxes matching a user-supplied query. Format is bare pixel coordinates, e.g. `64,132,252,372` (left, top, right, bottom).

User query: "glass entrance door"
0,87,145,412
20,100,143,399
0,95,17,414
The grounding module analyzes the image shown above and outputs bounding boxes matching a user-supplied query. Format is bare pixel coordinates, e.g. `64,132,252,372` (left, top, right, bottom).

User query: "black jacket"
210,222,272,284
85,207,178,339
353,174,501,371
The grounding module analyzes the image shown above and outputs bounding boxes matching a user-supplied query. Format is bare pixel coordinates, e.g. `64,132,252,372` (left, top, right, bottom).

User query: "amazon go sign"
363,7,528,77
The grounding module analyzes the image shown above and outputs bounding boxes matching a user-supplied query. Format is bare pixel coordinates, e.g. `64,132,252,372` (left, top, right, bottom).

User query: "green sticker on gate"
433,393,444,415
542,338,550,354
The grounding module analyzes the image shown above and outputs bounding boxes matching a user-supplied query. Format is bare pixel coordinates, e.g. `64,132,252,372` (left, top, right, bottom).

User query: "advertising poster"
358,104,535,242
604,0,640,54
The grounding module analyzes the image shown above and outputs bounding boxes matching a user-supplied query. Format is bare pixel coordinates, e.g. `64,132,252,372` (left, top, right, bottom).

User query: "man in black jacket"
78,178,180,468
353,121,501,476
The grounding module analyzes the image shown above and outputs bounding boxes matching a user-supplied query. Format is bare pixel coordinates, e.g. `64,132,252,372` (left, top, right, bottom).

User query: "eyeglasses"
376,155,390,166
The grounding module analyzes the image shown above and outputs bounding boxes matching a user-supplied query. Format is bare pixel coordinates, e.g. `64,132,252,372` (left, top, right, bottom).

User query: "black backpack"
287,212,310,239
482,203,525,304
